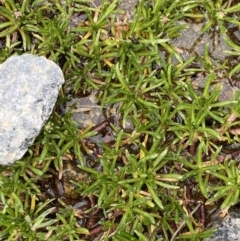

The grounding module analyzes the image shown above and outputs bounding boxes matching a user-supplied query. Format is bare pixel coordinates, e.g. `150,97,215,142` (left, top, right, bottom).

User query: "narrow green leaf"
146,183,163,210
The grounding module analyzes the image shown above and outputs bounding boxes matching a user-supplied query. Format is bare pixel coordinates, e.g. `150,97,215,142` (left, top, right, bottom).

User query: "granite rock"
203,206,240,241
0,54,64,165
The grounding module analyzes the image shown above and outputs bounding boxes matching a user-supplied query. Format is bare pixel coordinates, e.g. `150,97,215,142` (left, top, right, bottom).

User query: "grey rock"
0,54,64,165
171,21,231,61
203,206,240,241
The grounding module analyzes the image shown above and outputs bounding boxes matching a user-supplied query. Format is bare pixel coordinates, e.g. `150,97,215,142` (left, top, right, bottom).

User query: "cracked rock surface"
0,54,64,165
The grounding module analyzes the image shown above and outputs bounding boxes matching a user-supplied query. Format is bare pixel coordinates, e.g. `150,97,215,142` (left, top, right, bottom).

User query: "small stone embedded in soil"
62,160,89,199
0,54,64,165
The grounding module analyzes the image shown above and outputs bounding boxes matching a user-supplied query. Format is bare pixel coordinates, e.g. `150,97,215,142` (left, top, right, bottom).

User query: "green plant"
0,0,240,240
